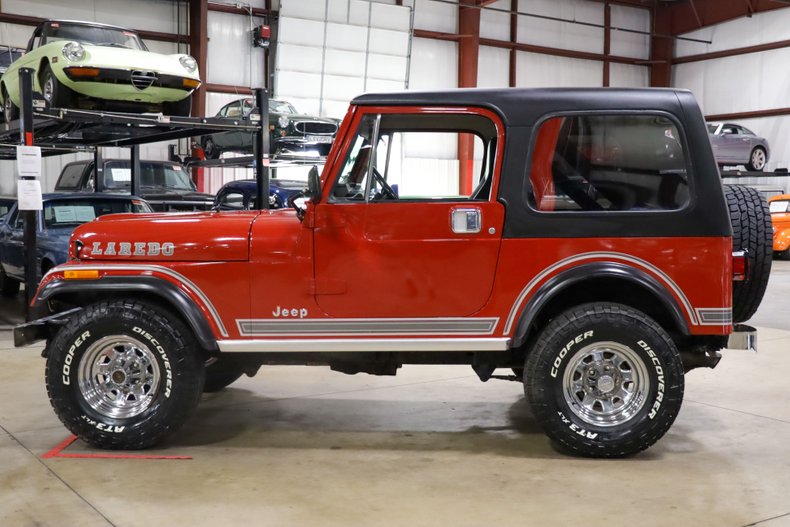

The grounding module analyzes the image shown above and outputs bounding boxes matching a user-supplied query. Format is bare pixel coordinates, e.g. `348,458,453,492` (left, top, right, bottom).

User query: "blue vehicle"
0,193,152,296
213,178,306,210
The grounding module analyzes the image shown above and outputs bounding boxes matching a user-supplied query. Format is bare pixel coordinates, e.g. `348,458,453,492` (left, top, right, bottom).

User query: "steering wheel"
371,167,397,200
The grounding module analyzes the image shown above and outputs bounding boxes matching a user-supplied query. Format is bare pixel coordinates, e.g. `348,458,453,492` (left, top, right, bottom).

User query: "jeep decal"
91,241,175,257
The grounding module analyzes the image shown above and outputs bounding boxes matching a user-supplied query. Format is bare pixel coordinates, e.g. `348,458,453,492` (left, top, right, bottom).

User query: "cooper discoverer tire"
45,299,205,449
724,184,772,323
524,303,684,458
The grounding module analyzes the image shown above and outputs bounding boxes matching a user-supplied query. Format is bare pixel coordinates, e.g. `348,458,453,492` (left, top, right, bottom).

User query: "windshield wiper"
93,42,130,49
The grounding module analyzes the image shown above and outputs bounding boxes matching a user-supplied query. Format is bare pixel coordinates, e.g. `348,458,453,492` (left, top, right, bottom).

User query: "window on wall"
329,112,498,202
527,114,690,212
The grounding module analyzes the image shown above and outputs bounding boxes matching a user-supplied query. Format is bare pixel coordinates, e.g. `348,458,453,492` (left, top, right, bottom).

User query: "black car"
54,159,214,211
200,97,340,159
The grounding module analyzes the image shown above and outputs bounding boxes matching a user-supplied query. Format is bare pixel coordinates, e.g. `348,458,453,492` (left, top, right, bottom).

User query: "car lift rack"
4,68,272,318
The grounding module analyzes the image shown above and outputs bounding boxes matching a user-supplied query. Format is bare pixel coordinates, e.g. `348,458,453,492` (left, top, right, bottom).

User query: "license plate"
306,135,332,143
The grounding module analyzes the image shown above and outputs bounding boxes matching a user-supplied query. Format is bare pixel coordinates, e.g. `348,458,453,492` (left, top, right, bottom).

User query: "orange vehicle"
769,194,790,259
14,88,773,457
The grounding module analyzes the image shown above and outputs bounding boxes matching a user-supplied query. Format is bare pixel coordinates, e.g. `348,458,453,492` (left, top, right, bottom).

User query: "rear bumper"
728,324,757,352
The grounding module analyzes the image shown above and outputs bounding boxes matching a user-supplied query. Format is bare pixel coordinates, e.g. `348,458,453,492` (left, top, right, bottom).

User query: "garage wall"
672,8,790,170
275,0,411,119
474,0,650,89
207,11,266,88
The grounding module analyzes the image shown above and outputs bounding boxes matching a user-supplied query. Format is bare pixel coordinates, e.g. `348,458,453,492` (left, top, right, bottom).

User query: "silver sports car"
707,122,770,171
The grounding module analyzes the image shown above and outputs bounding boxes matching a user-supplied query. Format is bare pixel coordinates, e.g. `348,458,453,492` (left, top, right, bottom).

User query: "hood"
72,211,258,262
139,189,214,201
269,111,339,125
75,44,200,79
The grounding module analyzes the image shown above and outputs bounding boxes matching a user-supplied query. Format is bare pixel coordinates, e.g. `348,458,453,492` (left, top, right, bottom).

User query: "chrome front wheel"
78,335,161,419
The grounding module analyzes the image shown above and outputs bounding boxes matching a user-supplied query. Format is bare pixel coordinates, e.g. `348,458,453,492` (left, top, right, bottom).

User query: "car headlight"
62,42,85,62
179,55,197,73
278,115,290,128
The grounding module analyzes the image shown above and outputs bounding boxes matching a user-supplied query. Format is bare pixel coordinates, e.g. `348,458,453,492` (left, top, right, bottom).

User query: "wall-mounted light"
252,25,270,48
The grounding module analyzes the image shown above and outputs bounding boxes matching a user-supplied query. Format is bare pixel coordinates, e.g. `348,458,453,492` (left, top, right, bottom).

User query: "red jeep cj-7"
16,88,771,457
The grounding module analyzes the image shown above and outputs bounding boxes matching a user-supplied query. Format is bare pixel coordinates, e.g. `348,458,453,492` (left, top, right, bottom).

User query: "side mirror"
307,165,321,200
288,165,321,221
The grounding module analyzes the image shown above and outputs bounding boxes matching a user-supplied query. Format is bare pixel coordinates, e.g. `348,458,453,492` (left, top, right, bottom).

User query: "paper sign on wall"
16,145,42,178
17,179,43,211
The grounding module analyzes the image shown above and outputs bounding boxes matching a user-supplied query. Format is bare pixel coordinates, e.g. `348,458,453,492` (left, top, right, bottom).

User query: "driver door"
313,107,505,318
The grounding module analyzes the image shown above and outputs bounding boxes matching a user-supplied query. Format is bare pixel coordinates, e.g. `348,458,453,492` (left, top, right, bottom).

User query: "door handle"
451,207,481,234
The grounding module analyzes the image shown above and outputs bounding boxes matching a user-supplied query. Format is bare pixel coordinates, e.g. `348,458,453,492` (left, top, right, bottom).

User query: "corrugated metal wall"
673,9,790,171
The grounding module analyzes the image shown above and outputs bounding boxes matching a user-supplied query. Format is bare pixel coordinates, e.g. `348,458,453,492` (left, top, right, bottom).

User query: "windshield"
43,198,152,228
0,48,22,68
44,22,146,51
770,200,790,214
271,100,297,114
103,161,196,191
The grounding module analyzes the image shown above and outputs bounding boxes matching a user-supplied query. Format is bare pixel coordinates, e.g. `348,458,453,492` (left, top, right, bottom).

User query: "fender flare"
511,262,690,348
34,276,219,352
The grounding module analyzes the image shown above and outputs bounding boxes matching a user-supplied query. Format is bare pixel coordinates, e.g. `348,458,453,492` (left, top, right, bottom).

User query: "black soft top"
352,87,693,127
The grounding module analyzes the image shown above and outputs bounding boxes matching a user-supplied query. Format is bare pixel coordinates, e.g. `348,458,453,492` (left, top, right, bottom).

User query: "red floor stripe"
41,435,78,459
41,434,192,460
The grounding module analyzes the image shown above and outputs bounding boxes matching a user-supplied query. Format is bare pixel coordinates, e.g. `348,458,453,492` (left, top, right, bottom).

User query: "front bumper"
273,137,333,157
62,66,198,102
13,307,82,347
728,324,757,352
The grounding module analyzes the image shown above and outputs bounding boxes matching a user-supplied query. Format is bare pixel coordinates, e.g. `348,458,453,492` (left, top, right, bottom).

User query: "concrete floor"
2,263,790,527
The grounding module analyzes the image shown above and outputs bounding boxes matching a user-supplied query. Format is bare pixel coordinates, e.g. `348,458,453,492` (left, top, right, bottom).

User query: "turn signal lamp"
64,270,100,280
67,67,100,78
732,251,748,282
182,78,200,89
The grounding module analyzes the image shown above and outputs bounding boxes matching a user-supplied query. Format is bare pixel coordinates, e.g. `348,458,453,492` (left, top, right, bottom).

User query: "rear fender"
512,262,690,348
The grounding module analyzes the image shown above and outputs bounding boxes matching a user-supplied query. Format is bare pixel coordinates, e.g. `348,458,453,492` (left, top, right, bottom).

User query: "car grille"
295,121,337,135
131,71,157,90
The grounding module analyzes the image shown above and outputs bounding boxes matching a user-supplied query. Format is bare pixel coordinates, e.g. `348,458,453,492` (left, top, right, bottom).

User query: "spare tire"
724,184,772,322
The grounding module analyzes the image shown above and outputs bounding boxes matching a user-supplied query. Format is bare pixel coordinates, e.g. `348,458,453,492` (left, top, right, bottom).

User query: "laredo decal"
91,241,175,257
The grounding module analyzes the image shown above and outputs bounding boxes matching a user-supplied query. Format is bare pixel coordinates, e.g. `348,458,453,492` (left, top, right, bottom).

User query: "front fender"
774,228,790,252
21,275,219,353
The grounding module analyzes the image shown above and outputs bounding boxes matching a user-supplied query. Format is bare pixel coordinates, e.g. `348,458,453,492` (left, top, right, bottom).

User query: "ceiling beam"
0,12,188,44
665,0,790,35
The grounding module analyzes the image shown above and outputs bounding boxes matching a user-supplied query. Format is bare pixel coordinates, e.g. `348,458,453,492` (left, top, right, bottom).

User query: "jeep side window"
330,112,497,202
528,114,690,212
